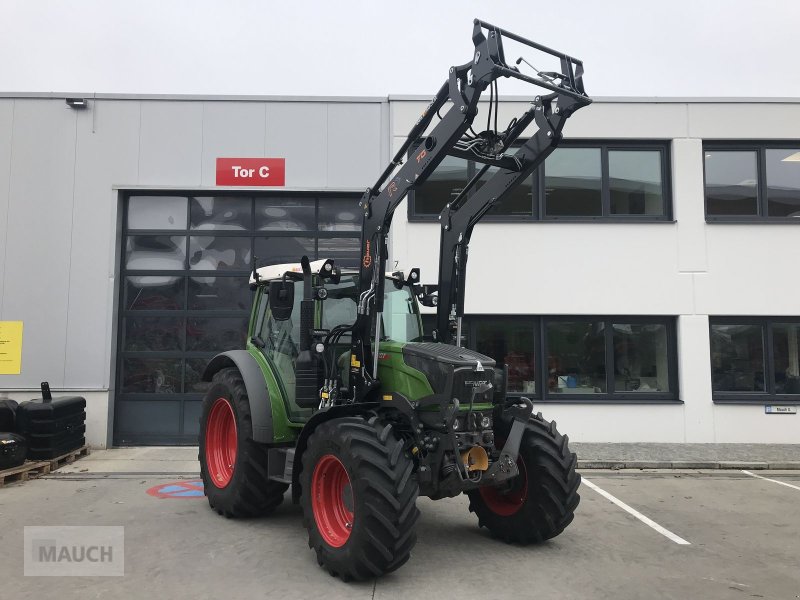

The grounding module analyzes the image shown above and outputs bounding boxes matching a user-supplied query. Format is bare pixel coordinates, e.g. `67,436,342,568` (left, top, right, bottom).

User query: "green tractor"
199,19,592,581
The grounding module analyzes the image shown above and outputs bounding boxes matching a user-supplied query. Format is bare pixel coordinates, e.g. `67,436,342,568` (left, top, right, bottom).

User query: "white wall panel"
712,405,800,443
200,102,266,187
672,139,708,272
688,103,800,139
0,100,76,388
540,404,686,443
0,100,13,314
138,101,202,185
678,315,715,441
265,102,327,188
391,100,690,141
401,222,694,316
327,103,382,188
562,102,689,139
695,225,800,315
64,101,140,389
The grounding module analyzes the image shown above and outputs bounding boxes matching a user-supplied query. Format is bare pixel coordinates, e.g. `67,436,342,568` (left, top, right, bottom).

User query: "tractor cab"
247,259,426,421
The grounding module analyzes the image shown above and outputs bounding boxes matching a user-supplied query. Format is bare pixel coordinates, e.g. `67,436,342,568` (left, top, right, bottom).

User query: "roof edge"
0,92,388,103
0,92,798,104
389,95,800,104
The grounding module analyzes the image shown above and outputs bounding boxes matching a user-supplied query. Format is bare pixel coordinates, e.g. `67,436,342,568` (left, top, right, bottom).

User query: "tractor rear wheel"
300,416,420,581
199,367,288,517
468,412,580,543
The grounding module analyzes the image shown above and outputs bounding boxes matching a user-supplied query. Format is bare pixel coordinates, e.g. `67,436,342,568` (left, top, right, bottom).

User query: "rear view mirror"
414,284,439,308
269,280,294,321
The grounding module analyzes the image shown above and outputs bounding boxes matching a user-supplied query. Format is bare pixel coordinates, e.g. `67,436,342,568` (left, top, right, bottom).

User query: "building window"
710,318,800,400
704,144,800,220
116,192,361,445
544,318,674,398
412,156,469,216
545,148,602,216
544,145,668,219
461,315,677,401
473,318,537,394
409,141,670,221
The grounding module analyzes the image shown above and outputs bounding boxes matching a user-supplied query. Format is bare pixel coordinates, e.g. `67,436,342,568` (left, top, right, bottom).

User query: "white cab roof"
250,259,333,284
249,259,406,284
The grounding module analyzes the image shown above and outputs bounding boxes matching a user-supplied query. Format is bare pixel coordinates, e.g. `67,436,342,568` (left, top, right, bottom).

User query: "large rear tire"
467,412,580,543
300,416,420,581
199,367,288,517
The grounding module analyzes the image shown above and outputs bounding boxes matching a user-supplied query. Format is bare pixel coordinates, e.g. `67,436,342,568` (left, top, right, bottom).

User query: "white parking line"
741,470,800,492
581,477,691,545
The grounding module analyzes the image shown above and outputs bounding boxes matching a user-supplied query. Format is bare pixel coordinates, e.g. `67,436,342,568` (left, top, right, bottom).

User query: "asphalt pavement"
2,463,799,599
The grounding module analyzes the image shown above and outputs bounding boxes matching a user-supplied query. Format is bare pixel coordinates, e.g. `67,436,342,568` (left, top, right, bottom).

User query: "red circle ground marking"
146,479,205,499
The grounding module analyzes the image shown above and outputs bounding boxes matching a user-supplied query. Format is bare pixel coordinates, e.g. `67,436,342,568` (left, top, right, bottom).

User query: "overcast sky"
1,0,798,98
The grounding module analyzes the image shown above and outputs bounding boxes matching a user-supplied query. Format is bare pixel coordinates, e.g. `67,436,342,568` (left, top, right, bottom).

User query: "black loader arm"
433,21,592,344
347,19,591,402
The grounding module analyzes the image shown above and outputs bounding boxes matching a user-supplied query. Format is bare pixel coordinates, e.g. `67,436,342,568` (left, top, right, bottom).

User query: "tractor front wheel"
467,412,580,543
199,367,288,517
300,416,420,581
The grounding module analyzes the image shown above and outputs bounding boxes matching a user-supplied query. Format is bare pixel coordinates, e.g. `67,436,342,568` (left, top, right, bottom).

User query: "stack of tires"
0,400,27,471
0,386,87,472
15,395,87,460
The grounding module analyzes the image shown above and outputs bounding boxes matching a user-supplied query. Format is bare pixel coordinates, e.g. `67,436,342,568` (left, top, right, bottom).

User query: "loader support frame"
348,19,591,401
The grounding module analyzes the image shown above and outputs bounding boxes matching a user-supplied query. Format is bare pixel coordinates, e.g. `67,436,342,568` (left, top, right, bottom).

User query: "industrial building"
0,93,798,447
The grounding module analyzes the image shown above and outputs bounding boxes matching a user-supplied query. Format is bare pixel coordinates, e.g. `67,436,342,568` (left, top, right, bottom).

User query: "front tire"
467,412,580,543
199,367,288,517
300,416,420,581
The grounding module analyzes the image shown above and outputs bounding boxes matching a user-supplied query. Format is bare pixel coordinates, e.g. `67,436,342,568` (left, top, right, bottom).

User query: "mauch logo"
34,540,114,563
24,526,124,576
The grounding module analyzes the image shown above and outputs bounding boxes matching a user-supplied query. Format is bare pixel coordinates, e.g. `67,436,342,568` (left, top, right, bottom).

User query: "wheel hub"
311,454,354,547
205,397,237,489
479,458,528,516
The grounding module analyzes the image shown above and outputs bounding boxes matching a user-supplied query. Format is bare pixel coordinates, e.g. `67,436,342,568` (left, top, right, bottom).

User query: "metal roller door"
114,192,360,445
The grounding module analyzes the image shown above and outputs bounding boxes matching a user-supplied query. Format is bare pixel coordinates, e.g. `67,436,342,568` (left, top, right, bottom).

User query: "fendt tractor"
199,19,591,580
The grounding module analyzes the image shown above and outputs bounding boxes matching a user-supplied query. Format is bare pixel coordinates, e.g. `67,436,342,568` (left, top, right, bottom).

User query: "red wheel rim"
479,458,528,516
205,397,237,489
311,454,354,547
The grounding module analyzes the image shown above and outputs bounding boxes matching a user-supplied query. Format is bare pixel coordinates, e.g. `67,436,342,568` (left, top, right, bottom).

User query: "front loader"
199,19,591,581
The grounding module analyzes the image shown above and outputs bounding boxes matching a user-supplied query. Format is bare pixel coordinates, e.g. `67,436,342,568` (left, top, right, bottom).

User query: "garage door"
114,192,361,445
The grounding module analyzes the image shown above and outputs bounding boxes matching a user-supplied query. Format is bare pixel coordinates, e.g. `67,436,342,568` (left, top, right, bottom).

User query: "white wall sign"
764,406,797,415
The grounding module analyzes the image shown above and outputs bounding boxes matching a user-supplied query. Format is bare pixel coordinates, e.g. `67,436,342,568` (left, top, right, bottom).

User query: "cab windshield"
322,275,424,343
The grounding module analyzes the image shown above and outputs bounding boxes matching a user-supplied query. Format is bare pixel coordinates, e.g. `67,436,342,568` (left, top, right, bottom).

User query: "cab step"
267,447,295,484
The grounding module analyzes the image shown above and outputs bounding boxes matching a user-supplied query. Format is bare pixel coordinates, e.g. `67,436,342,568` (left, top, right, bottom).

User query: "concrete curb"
577,460,800,470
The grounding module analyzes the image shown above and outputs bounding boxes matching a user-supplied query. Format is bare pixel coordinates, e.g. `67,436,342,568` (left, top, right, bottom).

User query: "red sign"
216,158,285,186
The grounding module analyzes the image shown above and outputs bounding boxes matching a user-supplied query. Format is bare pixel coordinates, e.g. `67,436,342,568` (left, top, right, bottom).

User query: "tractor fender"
202,351,273,444
291,403,379,503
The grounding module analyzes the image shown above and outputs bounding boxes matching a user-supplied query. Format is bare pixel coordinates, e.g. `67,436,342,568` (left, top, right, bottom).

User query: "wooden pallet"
0,460,51,488
49,445,91,471
0,445,91,488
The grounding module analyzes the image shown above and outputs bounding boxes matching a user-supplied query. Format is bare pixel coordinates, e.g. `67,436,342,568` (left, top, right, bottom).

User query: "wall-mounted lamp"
65,98,88,110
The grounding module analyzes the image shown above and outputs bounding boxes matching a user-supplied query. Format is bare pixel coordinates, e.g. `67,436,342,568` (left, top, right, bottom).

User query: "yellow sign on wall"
0,321,23,375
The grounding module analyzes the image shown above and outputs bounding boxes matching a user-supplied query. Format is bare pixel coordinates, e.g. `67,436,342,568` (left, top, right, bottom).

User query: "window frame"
408,140,673,223
462,314,680,404
703,141,800,223
710,316,800,404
